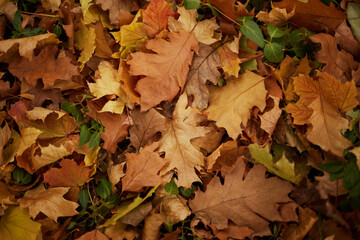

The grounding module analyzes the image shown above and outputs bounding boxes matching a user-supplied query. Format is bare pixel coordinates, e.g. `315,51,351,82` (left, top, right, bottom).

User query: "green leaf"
12,167,32,185
293,41,306,58
179,185,195,197
236,16,254,22
343,160,360,190
78,189,89,209
66,221,77,230
349,182,360,197
184,0,201,9
264,42,284,63
347,2,360,42
240,20,264,48
267,24,284,39
286,30,304,46
88,132,100,148
96,178,112,200
79,124,91,147
319,161,346,174
61,101,83,122
13,10,22,32
164,179,179,195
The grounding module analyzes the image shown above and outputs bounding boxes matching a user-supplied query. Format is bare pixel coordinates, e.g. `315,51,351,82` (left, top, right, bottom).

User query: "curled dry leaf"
257,6,295,26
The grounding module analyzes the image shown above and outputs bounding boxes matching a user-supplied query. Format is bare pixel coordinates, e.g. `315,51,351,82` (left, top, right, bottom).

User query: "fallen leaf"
18,184,79,221
273,0,345,32
206,71,267,139
8,45,79,89
0,123,11,164
335,20,360,57
185,43,222,110
107,161,125,192
159,194,191,224
143,211,163,240
76,229,109,240
95,0,135,26
0,206,41,240
286,101,313,125
159,94,210,187
121,202,153,227
142,0,174,37
217,44,241,78
168,7,220,45
0,181,16,207
215,222,254,240
122,143,169,192
207,0,253,22
104,222,139,240
189,157,295,236
128,30,198,110
260,96,282,135
41,0,60,12
74,20,96,70
257,6,295,26
43,159,92,187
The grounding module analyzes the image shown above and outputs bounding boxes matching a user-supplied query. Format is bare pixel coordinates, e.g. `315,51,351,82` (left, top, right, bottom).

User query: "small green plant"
164,179,195,198
12,167,32,185
12,10,46,38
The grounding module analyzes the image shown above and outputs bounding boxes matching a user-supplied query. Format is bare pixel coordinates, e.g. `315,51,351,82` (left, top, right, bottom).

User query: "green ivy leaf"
79,124,91,147
96,178,112,200
264,42,284,63
78,189,89,209
286,30,304,46
293,41,306,58
164,179,179,195
240,20,264,48
12,167,32,185
184,0,201,9
88,132,101,148
179,185,195,197
236,16,254,22
343,160,360,190
267,24,284,39
319,161,346,174
61,101,83,122
13,10,22,32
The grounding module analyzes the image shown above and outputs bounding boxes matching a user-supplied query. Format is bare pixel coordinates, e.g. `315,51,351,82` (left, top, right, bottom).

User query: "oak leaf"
18,184,79,221
128,30,198,110
43,159,92,187
122,143,169,192
185,43,222,110
159,94,210,187
76,230,109,240
168,7,221,45
129,109,168,150
8,45,79,89
257,6,295,26
309,33,358,83
142,0,175,37
0,206,41,240
273,0,345,32
74,20,96,70
190,158,296,236
207,71,267,139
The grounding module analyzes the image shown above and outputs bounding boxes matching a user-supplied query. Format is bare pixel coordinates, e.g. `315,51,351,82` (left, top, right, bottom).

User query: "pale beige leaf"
76,229,109,240
160,195,191,224
260,96,282,135
143,211,163,240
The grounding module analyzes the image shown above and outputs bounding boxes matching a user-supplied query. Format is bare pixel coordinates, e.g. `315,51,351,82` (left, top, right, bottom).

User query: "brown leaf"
207,0,254,22
215,222,254,240
8,45,79,89
18,184,79,221
257,6,295,26
129,109,168,150
122,143,169,192
104,222,139,240
260,96,282,136
95,0,136,26
43,159,92,187
143,211,163,240
128,30,199,110
189,157,295,236
273,0,345,33
335,21,360,57
76,229,109,240
185,43,222,110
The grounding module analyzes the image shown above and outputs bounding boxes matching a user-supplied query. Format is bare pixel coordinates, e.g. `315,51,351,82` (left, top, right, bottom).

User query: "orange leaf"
286,102,313,125
76,229,109,240
128,30,198,110
293,74,319,106
43,159,92,187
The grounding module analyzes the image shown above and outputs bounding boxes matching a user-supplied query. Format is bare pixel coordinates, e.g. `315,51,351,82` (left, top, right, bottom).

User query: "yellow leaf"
17,127,42,156
168,7,221,45
0,206,41,240
18,184,79,221
260,96,282,135
257,6,295,26
74,20,96,70
307,96,352,156
207,72,267,139
217,44,241,77
286,101,313,125
80,0,99,24
159,94,210,187
99,100,125,114
293,74,319,105
41,0,60,12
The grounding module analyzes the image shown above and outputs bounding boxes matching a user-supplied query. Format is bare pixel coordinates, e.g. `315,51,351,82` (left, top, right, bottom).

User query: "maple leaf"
128,30,198,110
158,94,210,187
260,96,282,135
168,7,221,45
207,0,254,22
309,33,359,83
76,229,109,240
18,184,79,221
74,20,96,70
286,102,313,125
129,108,168,149
206,71,267,139
0,33,59,61
0,206,41,240
118,60,140,104
122,143,169,192
273,0,345,32
185,43,222,110
217,44,241,78
95,0,135,26
257,6,295,26
189,158,296,237
8,45,79,89
0,123,11,164
43,159,92,187
142,0,175,37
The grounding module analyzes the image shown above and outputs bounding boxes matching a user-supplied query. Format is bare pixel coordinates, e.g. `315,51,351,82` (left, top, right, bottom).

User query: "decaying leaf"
76,229,109,240
142,0,174,37
74,20,96,70
257,6,295,26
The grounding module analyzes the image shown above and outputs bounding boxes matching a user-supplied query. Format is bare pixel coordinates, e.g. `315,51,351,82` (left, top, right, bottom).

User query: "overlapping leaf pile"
0,0,360,239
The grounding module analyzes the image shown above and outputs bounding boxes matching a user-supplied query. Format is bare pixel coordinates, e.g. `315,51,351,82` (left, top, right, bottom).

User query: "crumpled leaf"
18,184,79,221
74,20,96,70
335,20,360,57
260,96,282,135
206,71,267,139
0,123,11,165
207,0,253,22
0,206,41,240
217,44,241,78
257,6,295,26
128,30,198,110
142,0,175,37
8,45,79,89
76,229,109,240
185,43,222,110
189,158,296,237
95,0,135,26
347,2,360,42
122,143,169,192
159,94,210,187
104,222,139,240
43,159,92,187
168,7,220,45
